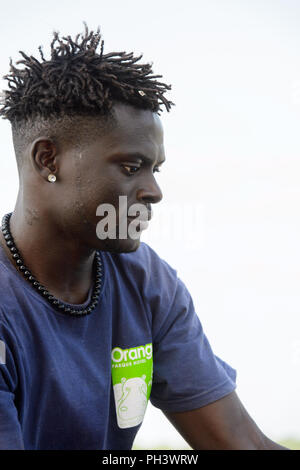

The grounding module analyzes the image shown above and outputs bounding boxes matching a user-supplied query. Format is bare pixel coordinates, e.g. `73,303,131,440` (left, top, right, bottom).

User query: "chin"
97,236,141,254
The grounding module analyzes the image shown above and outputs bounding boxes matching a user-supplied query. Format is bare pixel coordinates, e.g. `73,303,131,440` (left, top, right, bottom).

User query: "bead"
2,212,103,318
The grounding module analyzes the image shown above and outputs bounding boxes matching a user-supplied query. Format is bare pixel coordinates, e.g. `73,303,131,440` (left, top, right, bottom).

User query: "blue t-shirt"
0,241,236,450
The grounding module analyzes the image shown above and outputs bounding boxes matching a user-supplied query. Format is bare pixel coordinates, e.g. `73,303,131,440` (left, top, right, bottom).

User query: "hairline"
11,110,117,166
11,103,160,170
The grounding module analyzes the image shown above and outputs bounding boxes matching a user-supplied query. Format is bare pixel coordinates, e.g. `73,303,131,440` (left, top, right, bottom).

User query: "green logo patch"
111,343,153,429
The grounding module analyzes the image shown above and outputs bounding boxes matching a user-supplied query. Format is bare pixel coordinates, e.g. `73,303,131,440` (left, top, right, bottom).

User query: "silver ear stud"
48,174,56,183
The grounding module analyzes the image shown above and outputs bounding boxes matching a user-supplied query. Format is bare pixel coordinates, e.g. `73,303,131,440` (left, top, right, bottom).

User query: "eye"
121,164,162,176
153,167,161,173
122,165,140,176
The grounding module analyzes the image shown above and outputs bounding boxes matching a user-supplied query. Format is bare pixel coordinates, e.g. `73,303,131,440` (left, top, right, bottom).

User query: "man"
0,25,285,450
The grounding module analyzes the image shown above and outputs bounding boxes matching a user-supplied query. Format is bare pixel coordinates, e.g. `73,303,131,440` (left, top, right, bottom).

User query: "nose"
136,175,163,205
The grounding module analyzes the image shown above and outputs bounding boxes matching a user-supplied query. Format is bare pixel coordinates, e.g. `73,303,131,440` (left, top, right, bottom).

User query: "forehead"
95,103,165,157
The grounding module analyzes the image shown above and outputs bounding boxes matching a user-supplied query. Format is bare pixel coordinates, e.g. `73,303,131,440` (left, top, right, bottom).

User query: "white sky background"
0,0,300,448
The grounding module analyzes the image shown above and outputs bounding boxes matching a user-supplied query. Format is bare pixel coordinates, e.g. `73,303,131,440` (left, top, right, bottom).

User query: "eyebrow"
111,152,165,166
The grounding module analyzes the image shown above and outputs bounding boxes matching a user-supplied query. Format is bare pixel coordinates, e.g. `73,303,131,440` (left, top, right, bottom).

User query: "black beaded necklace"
1,212,103,317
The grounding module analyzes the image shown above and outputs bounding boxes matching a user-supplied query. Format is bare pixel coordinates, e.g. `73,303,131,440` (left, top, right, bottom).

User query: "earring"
48,174,56,183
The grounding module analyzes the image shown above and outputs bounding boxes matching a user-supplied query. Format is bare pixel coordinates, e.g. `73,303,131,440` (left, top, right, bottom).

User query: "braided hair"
0,24,174,125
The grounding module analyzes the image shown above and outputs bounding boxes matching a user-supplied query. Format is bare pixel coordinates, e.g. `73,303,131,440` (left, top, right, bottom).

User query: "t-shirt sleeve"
148,254,237,413
0,322,24,449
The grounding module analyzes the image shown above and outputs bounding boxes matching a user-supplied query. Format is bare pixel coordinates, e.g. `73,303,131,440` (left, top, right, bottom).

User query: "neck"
0,200,95,305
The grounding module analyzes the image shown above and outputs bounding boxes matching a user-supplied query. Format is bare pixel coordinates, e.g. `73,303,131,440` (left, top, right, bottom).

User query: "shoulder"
0,258,19,309
0,254,35,314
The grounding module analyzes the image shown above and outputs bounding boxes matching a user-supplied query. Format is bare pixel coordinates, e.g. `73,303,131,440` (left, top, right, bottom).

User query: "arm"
0,335,24,449
163,391,288,450
146,253,287,450
0,389,24,450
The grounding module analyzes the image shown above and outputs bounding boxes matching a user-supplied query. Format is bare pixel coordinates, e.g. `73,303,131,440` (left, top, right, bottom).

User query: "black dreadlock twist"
0,24,174,124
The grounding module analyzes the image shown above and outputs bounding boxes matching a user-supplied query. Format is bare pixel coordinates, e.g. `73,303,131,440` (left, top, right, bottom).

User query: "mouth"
127,209,152,222
127,216,150,231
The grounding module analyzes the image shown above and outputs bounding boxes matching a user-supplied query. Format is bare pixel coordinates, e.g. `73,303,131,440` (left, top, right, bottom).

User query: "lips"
127,210,152,222
127,217,150,230
127,212,151,232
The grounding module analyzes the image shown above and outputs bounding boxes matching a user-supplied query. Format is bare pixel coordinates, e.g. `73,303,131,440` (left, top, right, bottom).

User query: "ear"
31,137,58,181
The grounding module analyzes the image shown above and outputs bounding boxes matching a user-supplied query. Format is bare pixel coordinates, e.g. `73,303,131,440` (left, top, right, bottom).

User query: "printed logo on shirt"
0,340,5,365
111,343,153,429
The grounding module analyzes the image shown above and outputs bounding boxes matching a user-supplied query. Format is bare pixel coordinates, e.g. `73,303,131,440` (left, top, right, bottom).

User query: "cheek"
73,176,123,221
70,158,137,220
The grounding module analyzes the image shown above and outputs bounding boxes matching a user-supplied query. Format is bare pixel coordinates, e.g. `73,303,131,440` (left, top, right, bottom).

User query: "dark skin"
164,391,287,450
1,104,164,304
0,102,287,450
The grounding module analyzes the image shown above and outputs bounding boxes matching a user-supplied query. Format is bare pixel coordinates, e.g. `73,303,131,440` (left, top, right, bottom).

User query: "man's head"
0,25,173,253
